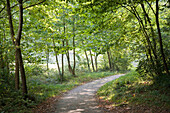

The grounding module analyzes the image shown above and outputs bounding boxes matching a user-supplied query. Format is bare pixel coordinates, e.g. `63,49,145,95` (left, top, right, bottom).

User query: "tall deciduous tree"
6,0,27,96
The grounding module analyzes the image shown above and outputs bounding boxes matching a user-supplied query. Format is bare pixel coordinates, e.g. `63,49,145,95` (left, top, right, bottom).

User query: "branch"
23,0,46,10
0,6,5,14
12,0,46,15
0,0,28,18
146,0,156,15
6,0,15,44
121,4,135,15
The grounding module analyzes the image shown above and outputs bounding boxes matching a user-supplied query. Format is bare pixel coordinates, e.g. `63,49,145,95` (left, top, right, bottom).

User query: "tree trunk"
15,49,20,90
66,41,73,74
61,5,65,81
130,6,161,74
141,3,157,53
72,16,76,76
17,0,27,97
0,41,4,77
5,51,9,76
131,6,157,59
3,23,9,76
61,40,65,82
46,45,49,71
6,0,28,96
85,50,91,72
52,38,61,76
0,24,5,77
90,50,95,72
95,53,98,72
18,48,27,96
107,49,112,71
6,0,20,90
156,0,169,75
110,51,115,71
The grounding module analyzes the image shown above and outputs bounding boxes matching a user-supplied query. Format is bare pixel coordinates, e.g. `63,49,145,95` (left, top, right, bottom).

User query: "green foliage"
0,63,117,112
1,0,170,112
97,70,170,109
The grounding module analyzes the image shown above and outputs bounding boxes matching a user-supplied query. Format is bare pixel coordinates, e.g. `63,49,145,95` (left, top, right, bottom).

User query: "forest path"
53,74,124,113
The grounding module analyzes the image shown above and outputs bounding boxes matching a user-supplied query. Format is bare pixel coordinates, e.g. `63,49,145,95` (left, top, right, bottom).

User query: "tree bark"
107,49,112,71
72,16,76,76
66,41,73,74
52,38,61,76
6,0,20,90
18,48,27,96
17,0,27,97
141,3,157,53
15,49,20,90
6,0,28,96
90,50,95,72
61,40,64,82
0,23,5,77
0,39,4,77
85,50,91,72
127,5,161,74
95,53,98,72
155,0,169,75
61,5,65,81
3,23,9,76
46,45,49,71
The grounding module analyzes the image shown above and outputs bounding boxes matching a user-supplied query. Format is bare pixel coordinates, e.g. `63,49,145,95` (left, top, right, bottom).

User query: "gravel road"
54,74,124,113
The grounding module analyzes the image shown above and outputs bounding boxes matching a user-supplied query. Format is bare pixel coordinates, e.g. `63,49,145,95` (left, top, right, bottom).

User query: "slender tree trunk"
15,49,20,90
61,6,65,81
66,41,73,74
141,3,157,52
2,23,9,76
156,0,169,75
6,0,28,96
0,39,4,77
5,51,9,75
46,45,49,71
131,6,157,58
52,38,61,76
6,0,20,90
129,6,161,74
72,16,76,75
142,17,159,75
61,40,64,82
109,51,113,70
0,25,5,77
95,53,98,72
107,49,112,71
17,0,27,97
18,48,27,96
90,50,95,72
85,50,91,72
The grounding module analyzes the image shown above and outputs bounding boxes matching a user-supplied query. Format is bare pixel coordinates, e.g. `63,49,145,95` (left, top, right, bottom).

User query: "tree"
6,0,27,96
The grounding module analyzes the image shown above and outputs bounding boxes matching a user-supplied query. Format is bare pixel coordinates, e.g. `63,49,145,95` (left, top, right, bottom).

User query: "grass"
0,66,119,113
97,70,170,110
28,71,118,103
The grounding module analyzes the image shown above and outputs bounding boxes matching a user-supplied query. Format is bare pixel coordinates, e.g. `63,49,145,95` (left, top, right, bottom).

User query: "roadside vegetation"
0,64,120,113
97,70,170,112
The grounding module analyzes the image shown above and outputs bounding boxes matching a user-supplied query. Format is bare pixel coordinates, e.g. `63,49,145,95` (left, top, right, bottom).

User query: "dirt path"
53,74,124,113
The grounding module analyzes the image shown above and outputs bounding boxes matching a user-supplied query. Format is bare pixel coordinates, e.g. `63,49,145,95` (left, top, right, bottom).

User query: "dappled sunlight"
54,74,124,113
68,109,85,113
63,96,77,99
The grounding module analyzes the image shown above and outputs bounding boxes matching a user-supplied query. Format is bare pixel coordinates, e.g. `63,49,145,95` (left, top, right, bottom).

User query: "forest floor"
96,71,170,113
33,74,124,113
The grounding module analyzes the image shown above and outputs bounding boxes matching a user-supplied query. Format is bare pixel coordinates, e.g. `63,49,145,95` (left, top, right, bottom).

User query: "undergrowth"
0,64,118,113
97,70,170,110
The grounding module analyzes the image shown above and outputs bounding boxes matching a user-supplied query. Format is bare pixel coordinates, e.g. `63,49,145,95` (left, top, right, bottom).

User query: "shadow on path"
54,74,125,113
